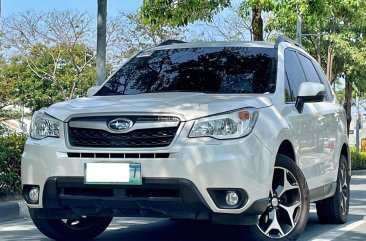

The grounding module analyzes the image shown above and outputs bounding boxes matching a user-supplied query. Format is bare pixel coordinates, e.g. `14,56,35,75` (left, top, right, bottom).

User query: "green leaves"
140,0,277,41
0,10,98,113
350,146,366,170
0,133,27,195
2,43,96,112
268,0,366,88
140,0,231,27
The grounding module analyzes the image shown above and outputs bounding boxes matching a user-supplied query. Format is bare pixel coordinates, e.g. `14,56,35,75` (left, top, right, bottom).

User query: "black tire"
29,208,112,241
316,155,350,224
249,154,310,241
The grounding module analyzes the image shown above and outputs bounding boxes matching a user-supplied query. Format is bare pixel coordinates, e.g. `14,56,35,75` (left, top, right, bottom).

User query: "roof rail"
158,39,186,46
275,35,304,49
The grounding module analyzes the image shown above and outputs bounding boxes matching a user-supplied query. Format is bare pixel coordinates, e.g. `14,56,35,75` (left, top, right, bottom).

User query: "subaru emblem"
108,118,133,132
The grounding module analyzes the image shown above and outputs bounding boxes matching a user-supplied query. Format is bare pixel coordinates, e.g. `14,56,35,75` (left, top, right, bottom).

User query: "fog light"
225,191,239,206
29,187,39,202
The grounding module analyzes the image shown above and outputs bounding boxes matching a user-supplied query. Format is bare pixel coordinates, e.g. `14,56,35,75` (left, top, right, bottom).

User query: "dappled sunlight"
0,223,37,232
106,226,128,230
0,221,48,241
105,218,161,231
113,219,160,225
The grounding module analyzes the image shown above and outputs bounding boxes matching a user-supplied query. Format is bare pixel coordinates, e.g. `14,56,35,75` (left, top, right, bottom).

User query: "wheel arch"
341,143,351,173
277,140,296,163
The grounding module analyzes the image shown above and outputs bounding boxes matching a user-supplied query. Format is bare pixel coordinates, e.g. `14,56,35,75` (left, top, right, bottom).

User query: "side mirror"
295,82,325,113
87,86,100,97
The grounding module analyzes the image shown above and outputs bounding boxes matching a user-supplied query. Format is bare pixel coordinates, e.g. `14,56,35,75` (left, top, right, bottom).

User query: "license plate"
84,163,141,185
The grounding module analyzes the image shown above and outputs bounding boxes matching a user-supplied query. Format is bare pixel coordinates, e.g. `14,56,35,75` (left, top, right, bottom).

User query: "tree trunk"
344,79,352,135
252,5,263,41
316,33,321,65
326,45,334,84
329,53,334,83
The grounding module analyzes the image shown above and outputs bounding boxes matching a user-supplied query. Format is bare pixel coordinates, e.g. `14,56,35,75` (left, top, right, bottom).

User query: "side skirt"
309,182,337,202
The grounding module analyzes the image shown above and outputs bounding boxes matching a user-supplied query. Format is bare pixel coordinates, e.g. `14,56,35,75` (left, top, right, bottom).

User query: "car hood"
45,92,272,122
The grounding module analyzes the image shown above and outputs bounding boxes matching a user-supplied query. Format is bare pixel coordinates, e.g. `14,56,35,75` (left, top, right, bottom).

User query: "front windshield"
96,46,277,96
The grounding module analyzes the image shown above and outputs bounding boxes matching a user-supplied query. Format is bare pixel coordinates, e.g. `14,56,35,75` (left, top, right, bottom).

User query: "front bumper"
22,120,275,216
26,177,268,224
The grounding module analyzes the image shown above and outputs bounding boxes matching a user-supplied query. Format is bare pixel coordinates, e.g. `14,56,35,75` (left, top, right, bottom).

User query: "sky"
1,0,143,17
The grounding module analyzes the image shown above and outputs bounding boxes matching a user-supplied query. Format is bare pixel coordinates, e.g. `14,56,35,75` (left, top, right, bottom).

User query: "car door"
283,49,324,190
313,58,342,184
297,53,336,186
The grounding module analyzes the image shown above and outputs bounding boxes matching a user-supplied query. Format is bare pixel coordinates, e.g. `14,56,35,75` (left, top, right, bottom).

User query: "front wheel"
249,154,310,241
29,208,112,241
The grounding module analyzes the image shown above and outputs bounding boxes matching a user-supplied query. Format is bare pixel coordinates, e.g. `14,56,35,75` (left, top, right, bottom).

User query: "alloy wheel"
339,162,349,216
257,167,302,239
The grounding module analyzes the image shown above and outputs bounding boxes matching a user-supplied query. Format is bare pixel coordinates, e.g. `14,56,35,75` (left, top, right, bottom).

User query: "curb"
0,200,29,223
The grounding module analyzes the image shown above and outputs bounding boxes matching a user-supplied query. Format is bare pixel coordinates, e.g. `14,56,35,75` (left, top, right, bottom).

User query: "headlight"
189,109,258,139
30,110,61,139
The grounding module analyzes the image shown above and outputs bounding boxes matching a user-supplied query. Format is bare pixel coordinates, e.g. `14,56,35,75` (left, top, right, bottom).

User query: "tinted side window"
298,54,321,84
284,50,307,99
313,61,333,101
284,72,294,102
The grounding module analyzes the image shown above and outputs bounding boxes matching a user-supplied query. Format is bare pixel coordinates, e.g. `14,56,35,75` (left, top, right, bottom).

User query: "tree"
0,57,21,122
238,0,274,40
0,24,21,125
140,0,274,41
2,10,96,102
265,0,366,131
2,44,96,112
0,9,189,113
106,12,188,67
140,0,231,27
194,3,252,41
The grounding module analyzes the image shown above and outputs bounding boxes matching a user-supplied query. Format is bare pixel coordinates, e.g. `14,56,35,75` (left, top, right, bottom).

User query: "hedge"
351,146,366,170
0,133,27,195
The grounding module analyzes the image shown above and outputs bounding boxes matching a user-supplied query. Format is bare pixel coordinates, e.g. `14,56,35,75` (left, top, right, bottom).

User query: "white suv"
22,36,350,241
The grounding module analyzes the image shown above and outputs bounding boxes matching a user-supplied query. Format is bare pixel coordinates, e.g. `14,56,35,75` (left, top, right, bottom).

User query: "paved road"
1,173,366,241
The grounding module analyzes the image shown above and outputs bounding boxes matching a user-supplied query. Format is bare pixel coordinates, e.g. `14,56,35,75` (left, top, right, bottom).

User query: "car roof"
149,41,276,51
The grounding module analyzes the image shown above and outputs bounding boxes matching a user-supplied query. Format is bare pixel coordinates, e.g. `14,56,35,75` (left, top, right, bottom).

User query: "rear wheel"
29,208,112,241
249,154,310,241
316,155,350,224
